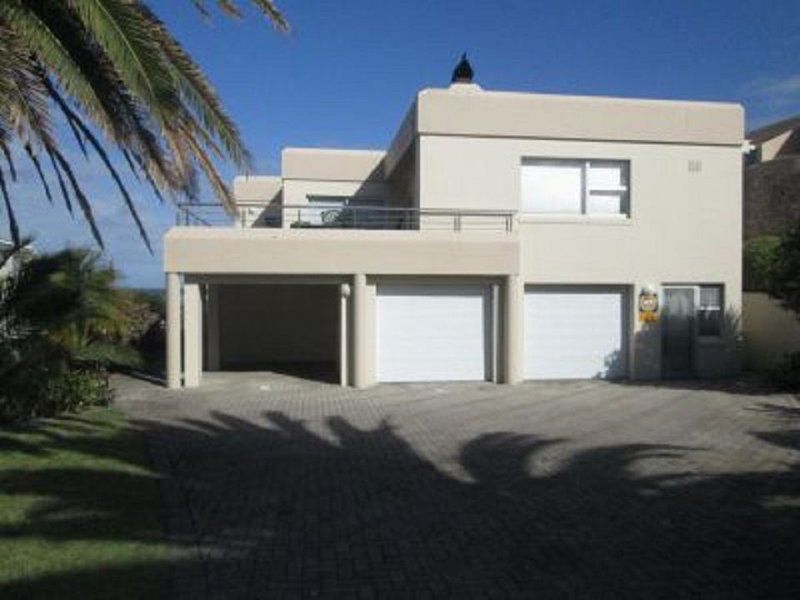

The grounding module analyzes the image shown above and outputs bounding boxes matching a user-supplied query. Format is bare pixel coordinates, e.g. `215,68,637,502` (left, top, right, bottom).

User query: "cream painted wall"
217,284,339,366
281,179,391,206
166,228,519,276
418,134,742,378
759,130,794,162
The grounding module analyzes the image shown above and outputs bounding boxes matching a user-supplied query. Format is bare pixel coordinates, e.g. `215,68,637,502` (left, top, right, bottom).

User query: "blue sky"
3,0,800,288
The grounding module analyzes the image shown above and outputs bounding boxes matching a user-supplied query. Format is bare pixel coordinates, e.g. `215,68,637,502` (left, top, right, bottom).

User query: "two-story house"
164,64,744,388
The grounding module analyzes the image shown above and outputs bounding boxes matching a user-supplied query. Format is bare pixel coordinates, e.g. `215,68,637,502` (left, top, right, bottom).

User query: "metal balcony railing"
176,202,517,232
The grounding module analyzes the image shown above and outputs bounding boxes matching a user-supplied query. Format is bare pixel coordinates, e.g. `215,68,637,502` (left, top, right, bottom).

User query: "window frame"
696,284,724,339
520,158,631,217
663,283,725,340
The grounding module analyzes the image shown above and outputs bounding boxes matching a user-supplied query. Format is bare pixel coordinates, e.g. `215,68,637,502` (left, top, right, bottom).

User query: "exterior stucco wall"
282,148,385,181
217,284,338,367
418,134,742,378
165,228,520,276
233,176,282,204
743,291,800,371
281,179,392,207
416,87,743,145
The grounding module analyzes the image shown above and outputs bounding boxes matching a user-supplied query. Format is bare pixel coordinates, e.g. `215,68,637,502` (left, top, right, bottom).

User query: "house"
164,61,744,389
744,116,800,239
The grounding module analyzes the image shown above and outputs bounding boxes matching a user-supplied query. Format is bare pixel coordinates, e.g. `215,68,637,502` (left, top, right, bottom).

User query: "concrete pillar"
166,272,182,389
504,274,524,384
206,284,221,371
183,281,202,388
339,283,350,387
351,273,370,389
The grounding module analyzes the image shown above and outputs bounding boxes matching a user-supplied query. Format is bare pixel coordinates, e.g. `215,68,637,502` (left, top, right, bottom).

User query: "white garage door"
525,287,627,379
377,284,490,382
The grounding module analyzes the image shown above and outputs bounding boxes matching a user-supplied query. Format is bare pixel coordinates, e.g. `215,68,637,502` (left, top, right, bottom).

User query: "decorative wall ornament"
638,287,660,322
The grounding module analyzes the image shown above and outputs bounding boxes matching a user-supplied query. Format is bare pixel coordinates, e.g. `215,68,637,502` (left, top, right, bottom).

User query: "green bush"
1,367,112,423
743,235,780,291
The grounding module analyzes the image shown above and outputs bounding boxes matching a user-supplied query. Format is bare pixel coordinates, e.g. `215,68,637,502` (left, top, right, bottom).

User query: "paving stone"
114,373,800,598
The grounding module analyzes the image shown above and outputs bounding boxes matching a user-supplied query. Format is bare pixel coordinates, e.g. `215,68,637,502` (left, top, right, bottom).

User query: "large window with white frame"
520,159,630,216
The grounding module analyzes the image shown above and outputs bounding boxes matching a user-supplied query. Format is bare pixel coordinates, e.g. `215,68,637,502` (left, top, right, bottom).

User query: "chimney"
451,53,474,84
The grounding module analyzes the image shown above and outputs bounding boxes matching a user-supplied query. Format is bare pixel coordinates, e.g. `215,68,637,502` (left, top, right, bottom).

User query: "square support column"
339,283,350,387
183,281,202,388
504,274,524,384
206,284,221,371
351,273,374,388
166,272,182,389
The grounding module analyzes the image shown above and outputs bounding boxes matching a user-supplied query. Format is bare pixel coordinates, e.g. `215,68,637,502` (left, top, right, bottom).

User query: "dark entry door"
662,287,695,377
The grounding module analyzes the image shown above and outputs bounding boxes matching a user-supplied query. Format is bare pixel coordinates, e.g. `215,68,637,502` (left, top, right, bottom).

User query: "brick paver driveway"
116,373,800,599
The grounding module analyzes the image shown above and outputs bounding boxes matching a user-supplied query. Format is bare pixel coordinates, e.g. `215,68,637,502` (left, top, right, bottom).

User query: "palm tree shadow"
0,402,799,598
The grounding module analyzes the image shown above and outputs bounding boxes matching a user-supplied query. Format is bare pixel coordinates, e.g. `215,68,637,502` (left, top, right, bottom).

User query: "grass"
0,407,169,599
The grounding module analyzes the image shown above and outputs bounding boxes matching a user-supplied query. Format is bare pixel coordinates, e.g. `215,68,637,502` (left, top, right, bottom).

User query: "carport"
175,275,350,387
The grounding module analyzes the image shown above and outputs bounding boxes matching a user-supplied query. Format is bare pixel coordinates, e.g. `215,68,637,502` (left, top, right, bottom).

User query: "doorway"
662,287,695,377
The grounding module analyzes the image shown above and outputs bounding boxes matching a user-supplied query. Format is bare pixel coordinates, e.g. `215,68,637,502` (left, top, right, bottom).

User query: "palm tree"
1,244,155,419
0,1,287,249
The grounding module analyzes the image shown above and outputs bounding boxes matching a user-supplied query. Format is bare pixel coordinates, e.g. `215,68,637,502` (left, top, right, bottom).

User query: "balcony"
177,202,517,233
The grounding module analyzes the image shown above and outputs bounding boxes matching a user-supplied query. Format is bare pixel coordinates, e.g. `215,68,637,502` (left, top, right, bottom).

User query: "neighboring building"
744,116,800,239
0,239,33,280
742,117,800,369
164,61,744,388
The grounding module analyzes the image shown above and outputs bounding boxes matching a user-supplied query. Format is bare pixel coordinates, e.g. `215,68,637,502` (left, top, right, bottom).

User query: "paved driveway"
116,373,800,599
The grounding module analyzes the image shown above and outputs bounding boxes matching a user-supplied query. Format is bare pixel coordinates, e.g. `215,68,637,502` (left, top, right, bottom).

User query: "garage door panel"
377,284,490,382
525,287,627,380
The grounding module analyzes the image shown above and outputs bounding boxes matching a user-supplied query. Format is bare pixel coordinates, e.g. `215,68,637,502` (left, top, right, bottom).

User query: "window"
521,159,630,216
697,285,723,337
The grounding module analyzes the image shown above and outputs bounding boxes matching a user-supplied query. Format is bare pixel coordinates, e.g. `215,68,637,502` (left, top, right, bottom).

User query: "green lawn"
0,407,169,599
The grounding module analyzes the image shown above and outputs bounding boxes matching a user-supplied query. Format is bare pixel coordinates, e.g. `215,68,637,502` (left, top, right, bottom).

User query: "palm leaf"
46,147,74,215
50,147,104,248
0,0,290,246
46,78,153,253
25,143,53,204
0,166,20,245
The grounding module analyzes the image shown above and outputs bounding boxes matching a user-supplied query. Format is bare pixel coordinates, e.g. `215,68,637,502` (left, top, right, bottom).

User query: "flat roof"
413,85,744,146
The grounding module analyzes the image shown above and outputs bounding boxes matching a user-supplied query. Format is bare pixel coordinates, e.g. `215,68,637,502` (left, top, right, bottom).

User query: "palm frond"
0,0,290,246
24,143,53,204
247,0,289,31
50,147,104,248
0,143,16,181
0,166,20,245
46,147,74,215
46,78,153,252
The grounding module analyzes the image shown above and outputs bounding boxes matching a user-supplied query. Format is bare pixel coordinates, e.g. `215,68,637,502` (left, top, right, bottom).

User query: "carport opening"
210,283,340,383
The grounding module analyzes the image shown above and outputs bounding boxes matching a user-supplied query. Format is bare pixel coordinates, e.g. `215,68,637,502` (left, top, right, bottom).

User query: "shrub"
0,367,112,424
1,247,136,423
743,235,780,292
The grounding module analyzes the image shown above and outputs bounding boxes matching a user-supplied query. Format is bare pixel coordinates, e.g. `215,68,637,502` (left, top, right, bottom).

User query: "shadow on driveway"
1,384,799,598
